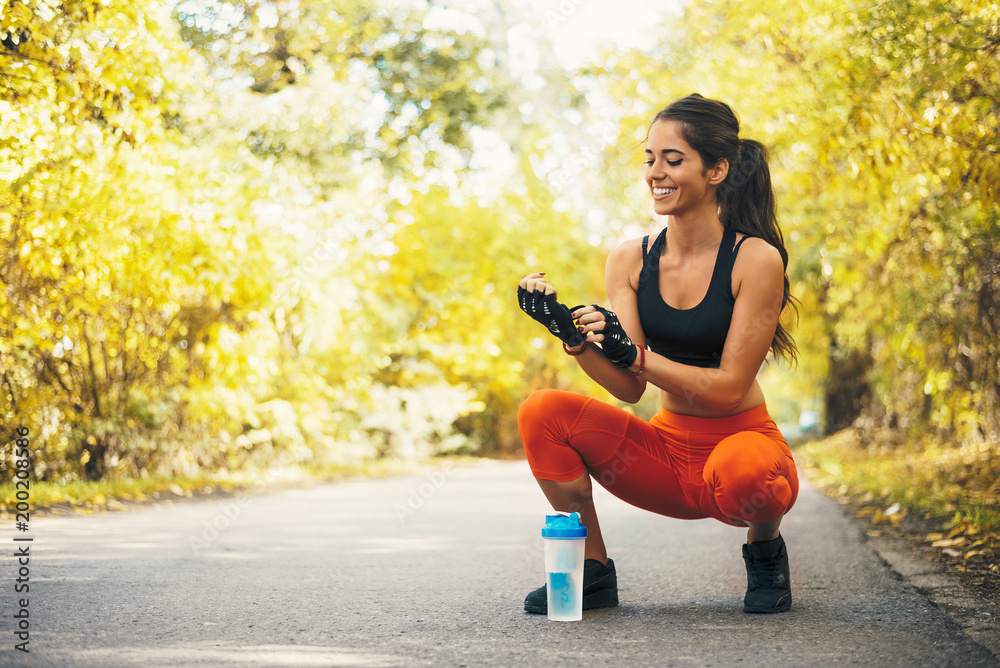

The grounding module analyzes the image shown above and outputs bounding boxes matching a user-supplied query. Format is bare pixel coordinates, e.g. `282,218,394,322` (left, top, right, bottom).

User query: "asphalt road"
1,460,997,667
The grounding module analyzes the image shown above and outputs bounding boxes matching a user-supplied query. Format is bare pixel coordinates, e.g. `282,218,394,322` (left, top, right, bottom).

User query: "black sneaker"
523,558,619,614
742,534,792,613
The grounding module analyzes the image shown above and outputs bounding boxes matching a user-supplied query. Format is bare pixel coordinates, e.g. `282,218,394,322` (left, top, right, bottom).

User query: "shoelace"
748,554,783,589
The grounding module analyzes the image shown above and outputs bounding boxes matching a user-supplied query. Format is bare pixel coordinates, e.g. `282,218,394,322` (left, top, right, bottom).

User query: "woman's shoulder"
606,235,647,268
734,235,783,269
606,235,648,290
732,235,784,298
611,234,647,254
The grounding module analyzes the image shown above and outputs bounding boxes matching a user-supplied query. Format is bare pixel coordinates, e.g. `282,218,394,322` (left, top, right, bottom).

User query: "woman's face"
644,120,718,217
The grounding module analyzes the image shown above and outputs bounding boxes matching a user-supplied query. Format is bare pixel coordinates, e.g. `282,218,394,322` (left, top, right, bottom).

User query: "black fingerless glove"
517,287,585,347
592,305,637,368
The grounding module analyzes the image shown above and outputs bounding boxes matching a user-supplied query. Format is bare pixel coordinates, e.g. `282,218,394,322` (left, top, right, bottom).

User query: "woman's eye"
645,159,683,167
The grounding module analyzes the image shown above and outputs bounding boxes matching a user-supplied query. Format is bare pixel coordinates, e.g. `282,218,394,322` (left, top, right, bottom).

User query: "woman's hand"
518,272,555,299
517,273,585,347
573,305,637,368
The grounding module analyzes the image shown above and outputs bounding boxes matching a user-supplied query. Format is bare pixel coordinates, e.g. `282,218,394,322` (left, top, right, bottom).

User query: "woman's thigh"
520,390,709,520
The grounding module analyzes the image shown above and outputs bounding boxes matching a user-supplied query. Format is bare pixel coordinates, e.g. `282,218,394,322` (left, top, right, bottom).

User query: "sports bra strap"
732,234,750,259
642,235,649,259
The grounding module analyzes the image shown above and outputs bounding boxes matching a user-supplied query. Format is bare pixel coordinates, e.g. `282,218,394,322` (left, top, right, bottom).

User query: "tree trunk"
823,338,872,433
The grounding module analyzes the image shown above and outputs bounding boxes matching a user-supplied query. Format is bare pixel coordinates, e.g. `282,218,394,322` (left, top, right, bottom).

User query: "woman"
516,94,799,614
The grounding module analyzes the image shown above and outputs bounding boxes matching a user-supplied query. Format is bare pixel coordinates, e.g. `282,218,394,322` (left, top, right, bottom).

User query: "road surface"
1,460,997,667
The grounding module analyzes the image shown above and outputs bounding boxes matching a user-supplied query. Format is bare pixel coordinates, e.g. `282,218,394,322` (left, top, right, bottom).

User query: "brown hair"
651,94,798,364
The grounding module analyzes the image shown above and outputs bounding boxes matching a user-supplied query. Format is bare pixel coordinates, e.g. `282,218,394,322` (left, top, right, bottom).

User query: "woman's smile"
652,186,677,199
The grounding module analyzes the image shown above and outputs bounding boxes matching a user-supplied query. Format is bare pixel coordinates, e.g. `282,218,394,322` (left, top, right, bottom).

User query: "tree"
2,0,611,479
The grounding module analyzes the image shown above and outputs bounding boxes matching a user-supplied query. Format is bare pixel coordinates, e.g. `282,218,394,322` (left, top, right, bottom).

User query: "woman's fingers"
575,309,607,332
518,271,545,292
527,279,553,295
518,272,545,290
520,273,556,297
571,307,607,342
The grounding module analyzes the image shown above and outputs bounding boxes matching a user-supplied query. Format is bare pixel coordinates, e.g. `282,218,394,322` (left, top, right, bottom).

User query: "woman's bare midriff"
659,379,768,418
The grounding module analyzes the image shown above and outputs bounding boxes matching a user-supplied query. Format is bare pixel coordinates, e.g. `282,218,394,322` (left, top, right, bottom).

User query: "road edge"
865,530,1000,661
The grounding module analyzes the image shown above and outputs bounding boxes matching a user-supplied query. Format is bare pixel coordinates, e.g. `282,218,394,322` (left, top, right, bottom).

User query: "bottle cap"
540,512,587,539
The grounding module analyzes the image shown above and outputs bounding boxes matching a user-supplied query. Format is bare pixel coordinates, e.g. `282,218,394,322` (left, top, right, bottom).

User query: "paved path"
1,460,997,667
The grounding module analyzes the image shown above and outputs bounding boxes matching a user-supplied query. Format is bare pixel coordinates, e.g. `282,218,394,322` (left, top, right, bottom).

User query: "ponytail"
720,139,798,365
651,95,799,365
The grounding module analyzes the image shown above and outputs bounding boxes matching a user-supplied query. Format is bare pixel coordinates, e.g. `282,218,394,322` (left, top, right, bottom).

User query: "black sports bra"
636,227,749,369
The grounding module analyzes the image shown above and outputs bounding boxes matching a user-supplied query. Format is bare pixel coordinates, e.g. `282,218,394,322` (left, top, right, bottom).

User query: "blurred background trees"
2,0,997,482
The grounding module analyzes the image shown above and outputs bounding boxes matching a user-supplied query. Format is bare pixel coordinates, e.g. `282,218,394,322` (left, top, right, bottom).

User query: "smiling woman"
517,93,801,616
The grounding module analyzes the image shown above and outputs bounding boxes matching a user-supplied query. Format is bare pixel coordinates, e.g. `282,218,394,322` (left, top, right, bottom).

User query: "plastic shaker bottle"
541,511,588,621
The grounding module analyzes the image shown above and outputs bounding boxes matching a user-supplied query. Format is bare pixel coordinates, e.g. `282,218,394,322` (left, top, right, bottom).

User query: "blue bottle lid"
541,512,587,539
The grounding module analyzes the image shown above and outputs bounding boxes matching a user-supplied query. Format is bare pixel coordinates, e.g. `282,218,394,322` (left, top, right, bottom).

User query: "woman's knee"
518,390,589,481
704,431,796,523
518,389,587,439
517,389,560,430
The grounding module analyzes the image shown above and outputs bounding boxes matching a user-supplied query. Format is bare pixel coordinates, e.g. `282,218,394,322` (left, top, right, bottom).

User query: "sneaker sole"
584,588,619,610
743,594,791,614
524,588,620,615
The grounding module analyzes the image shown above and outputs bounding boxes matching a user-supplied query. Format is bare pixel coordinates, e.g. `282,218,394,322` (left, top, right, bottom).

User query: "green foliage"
1,0,604,482
1,0,234,479
172,0,508,168
329,181,605,457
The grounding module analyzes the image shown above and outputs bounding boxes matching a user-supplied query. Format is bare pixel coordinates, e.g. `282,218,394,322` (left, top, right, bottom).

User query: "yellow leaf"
945,526,966,539
887,507,908,523
932,537,967,548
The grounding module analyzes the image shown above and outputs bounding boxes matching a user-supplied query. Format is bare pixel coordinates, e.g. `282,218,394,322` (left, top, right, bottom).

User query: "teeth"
653,187,677,195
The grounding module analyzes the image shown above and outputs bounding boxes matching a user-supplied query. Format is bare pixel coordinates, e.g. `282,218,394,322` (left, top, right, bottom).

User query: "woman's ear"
708,158,729,185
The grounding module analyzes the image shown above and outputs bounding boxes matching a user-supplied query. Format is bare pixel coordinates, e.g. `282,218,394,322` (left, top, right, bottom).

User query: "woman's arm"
629,237,785,413
567,239,648,403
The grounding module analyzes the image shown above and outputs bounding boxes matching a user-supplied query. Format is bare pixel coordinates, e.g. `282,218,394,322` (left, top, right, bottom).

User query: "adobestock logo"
544,0,590,28
591,448,640,488
735,478,786,524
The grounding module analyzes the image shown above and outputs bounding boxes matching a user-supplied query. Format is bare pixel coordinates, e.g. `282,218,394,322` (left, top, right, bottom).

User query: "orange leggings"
518,390,798,527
